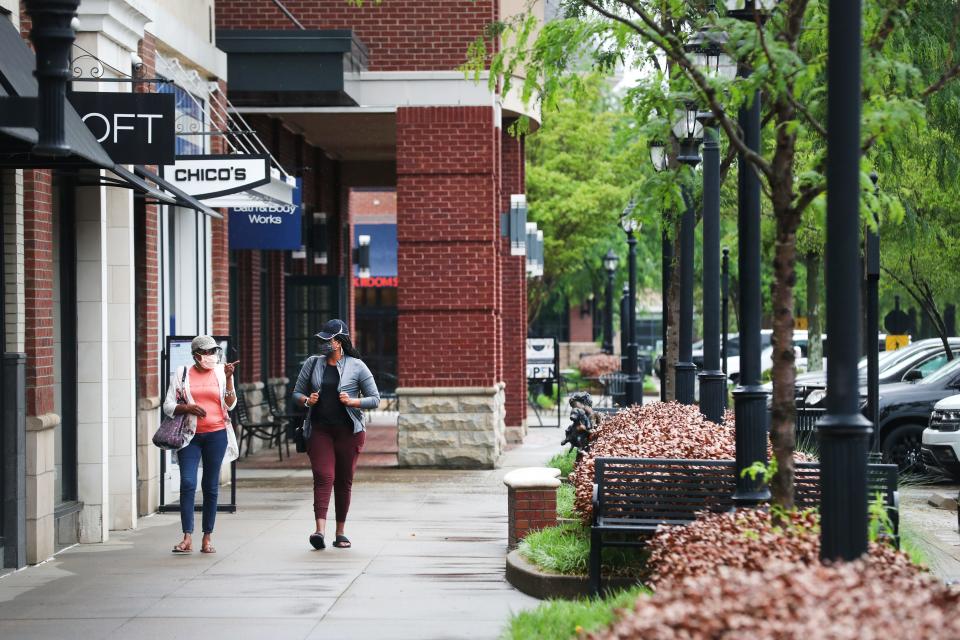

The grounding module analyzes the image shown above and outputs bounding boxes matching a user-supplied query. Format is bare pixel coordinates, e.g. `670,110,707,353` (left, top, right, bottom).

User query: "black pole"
732,87,770,506
866,174,880,443
620,283,630,370
625,228,644,406
675,185,696,405
819,0,872,561
660,224,672,402
699,124,725,422
603,266,615,355
722,248,730,377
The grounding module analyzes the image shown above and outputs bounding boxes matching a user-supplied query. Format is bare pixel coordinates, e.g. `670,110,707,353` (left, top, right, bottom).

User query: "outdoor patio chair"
233,391,281,461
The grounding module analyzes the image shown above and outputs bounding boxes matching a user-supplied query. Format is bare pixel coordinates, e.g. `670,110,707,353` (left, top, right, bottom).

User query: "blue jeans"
177,429,228,534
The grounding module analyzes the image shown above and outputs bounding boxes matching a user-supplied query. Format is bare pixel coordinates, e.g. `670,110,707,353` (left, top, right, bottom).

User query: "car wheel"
881,424,925,471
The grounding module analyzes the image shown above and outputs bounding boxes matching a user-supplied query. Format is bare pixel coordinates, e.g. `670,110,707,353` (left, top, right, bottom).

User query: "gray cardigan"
292,355,380,436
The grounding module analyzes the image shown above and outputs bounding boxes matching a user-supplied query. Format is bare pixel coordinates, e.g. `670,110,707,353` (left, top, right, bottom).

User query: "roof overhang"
216,29,368,108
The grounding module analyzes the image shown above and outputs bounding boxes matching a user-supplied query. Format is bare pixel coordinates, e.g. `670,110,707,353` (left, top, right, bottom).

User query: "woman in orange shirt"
162,335,240,554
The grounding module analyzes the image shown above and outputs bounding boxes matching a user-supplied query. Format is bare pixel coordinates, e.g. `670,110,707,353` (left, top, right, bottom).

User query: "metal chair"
598,372,627,407
233,391,281,460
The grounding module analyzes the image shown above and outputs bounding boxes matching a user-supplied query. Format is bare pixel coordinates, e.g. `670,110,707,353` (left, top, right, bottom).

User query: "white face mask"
198,354,218,370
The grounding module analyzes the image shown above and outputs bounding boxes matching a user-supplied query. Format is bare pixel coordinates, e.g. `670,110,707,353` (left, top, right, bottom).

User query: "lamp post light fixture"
621,203,644,407
602,249,620,355
673,104,703,406
724,0,779,20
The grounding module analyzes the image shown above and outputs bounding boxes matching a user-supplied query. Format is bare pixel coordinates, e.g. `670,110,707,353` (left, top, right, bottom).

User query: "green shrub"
556,483,575,520
547,448,577,477
642,377,657,393
503,585,649,640
518,522,647,576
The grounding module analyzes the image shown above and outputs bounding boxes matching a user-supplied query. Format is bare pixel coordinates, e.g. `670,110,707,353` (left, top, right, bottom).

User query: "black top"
313,363,352,428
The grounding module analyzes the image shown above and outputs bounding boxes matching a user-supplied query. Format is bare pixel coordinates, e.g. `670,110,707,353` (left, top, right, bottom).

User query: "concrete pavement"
0,427,564,640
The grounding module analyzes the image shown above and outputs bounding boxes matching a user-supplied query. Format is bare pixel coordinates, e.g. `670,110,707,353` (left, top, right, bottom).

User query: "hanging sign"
228,178,301,249
160,154,271,199
68,91,175,164
527,337,558,380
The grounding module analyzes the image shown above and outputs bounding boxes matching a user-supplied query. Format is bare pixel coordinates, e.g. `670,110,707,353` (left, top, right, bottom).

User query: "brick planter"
504,468,560,550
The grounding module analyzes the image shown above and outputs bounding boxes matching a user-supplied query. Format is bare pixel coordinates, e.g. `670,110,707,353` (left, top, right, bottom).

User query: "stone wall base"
136,397,160,517
505,423,527,444
397,385,506,469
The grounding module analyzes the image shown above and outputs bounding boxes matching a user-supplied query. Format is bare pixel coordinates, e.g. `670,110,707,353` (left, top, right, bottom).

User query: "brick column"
503,468,560,550
268,251,285,380
23,169,57,563
396,106,505,468
501,129,527,442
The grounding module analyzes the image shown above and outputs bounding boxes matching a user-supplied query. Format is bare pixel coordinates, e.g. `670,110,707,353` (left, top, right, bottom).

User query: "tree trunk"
770,217,798,511
664,229,682,402
806,252,823,372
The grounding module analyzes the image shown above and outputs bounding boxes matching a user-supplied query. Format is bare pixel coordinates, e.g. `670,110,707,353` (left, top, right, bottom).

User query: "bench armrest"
591,483,599,526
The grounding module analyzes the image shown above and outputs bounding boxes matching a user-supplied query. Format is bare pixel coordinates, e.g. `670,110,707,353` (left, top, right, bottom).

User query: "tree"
471,0,960,509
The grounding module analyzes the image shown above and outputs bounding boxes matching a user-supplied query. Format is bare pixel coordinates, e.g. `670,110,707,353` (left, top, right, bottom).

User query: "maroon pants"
307,423,365,521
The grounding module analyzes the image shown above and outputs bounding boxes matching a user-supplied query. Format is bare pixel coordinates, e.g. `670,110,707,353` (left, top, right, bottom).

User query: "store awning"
133,165,222,219
217,29,368,107
0,17,114,169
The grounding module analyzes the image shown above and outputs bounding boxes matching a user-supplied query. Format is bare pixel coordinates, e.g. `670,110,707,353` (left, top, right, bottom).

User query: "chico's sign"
68,92,175,165
161,155,271,200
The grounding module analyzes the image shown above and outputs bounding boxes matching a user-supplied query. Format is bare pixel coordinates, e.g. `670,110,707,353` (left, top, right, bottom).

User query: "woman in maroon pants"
293,319,380,550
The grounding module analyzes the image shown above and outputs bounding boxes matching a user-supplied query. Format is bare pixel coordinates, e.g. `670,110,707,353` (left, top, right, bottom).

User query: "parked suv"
922,394,960,480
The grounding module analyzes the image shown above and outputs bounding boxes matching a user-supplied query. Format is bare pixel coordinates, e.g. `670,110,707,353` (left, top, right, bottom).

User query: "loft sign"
68,92,175,164
228,178,302,250
160,155,271,199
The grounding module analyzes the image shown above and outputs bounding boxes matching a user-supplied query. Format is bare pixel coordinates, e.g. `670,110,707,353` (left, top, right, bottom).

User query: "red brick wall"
210,79,231,336
396,106,500,387
569,305,594,343
216,0,497,72
507,487,557,549
501,129,526,426
268,251,286,378
135,34,160,399
23,170,54,417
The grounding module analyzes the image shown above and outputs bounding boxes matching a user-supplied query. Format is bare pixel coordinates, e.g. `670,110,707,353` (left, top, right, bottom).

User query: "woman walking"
163,335,240,554
293,319,380,550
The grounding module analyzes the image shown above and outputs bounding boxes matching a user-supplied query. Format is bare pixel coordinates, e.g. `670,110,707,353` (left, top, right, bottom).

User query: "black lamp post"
725,0,776,506
651,140,671,402
620,283,630,370
673,103,704,406
866,173,881,438
686,19,737,423
603,250,619,355
722,247,730,376
819,0,872,561
621,204,644,407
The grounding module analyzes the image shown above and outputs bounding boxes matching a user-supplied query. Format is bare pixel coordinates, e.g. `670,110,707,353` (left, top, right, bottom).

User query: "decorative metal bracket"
70,46,172,85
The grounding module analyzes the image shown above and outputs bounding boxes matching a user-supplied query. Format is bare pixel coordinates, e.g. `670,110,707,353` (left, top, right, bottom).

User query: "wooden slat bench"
589,457,899,595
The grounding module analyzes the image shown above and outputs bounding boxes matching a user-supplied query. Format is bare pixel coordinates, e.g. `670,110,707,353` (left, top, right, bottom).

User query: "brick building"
216,0,542,466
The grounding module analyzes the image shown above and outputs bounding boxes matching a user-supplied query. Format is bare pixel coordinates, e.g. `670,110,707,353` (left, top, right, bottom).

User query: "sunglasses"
194,347,221,355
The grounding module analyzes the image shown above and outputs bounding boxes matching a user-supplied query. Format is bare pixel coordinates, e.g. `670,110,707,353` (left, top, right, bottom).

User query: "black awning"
133,165,222,219
217,29,368,107
105,165,177,204
0,17,114,169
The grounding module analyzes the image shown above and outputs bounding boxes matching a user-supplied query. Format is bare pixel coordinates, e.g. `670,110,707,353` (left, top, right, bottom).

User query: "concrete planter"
505,549,641,600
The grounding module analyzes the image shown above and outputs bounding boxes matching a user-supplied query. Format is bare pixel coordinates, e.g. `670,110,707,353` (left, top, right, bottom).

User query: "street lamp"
726,0,779,507
650,139,670,401
603,249,619,355
819,0,872,561
621,203,644,407
685,19,736,423
673,103,703,406
866,173,880,436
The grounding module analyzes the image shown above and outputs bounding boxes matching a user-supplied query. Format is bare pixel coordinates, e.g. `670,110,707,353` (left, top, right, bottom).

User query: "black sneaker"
309,533,325,550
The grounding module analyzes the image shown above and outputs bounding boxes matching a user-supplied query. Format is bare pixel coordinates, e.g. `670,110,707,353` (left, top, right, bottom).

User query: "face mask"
198,354,218,369
317,341,335,357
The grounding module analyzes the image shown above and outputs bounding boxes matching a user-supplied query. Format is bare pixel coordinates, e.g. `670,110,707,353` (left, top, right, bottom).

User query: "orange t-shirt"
189,367,226,433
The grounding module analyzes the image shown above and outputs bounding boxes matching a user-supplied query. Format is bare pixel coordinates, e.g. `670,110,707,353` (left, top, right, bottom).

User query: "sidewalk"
0,427,564,640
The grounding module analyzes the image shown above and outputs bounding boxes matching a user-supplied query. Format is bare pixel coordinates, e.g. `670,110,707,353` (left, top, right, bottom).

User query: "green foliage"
900,524,930,568
503,585,650,640
867,491,896,544
740,457,779,486
518,522,647,577
536,393,556,410
557,483,576,520
548,448,578,478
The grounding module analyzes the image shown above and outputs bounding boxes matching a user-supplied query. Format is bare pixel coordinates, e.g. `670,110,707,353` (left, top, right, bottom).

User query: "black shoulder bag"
292,357,320,453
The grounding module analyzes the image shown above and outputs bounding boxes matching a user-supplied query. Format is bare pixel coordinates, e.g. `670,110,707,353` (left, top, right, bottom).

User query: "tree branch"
869,0,909,52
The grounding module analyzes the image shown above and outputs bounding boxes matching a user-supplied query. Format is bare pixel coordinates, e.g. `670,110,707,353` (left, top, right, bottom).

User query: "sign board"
353,276,398,288
886,335,910,351
161,154,271,200
68,91,176,165
794,316,808,330
527,337,557,381
228,178,302,249
166,335,230,377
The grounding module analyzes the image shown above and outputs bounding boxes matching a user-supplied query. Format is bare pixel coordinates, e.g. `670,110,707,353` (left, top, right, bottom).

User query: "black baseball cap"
315,319,349,341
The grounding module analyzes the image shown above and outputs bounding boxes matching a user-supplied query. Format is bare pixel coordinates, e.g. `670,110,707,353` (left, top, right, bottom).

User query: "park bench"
589,457,899,595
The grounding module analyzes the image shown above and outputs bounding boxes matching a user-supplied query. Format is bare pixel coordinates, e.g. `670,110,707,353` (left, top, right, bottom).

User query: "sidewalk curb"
505,549,639,599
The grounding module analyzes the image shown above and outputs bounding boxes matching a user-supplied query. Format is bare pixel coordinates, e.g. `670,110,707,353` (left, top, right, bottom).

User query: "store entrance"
284,276,342,388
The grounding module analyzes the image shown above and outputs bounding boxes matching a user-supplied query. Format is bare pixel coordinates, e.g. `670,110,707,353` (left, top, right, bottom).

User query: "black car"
799,355,960,469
